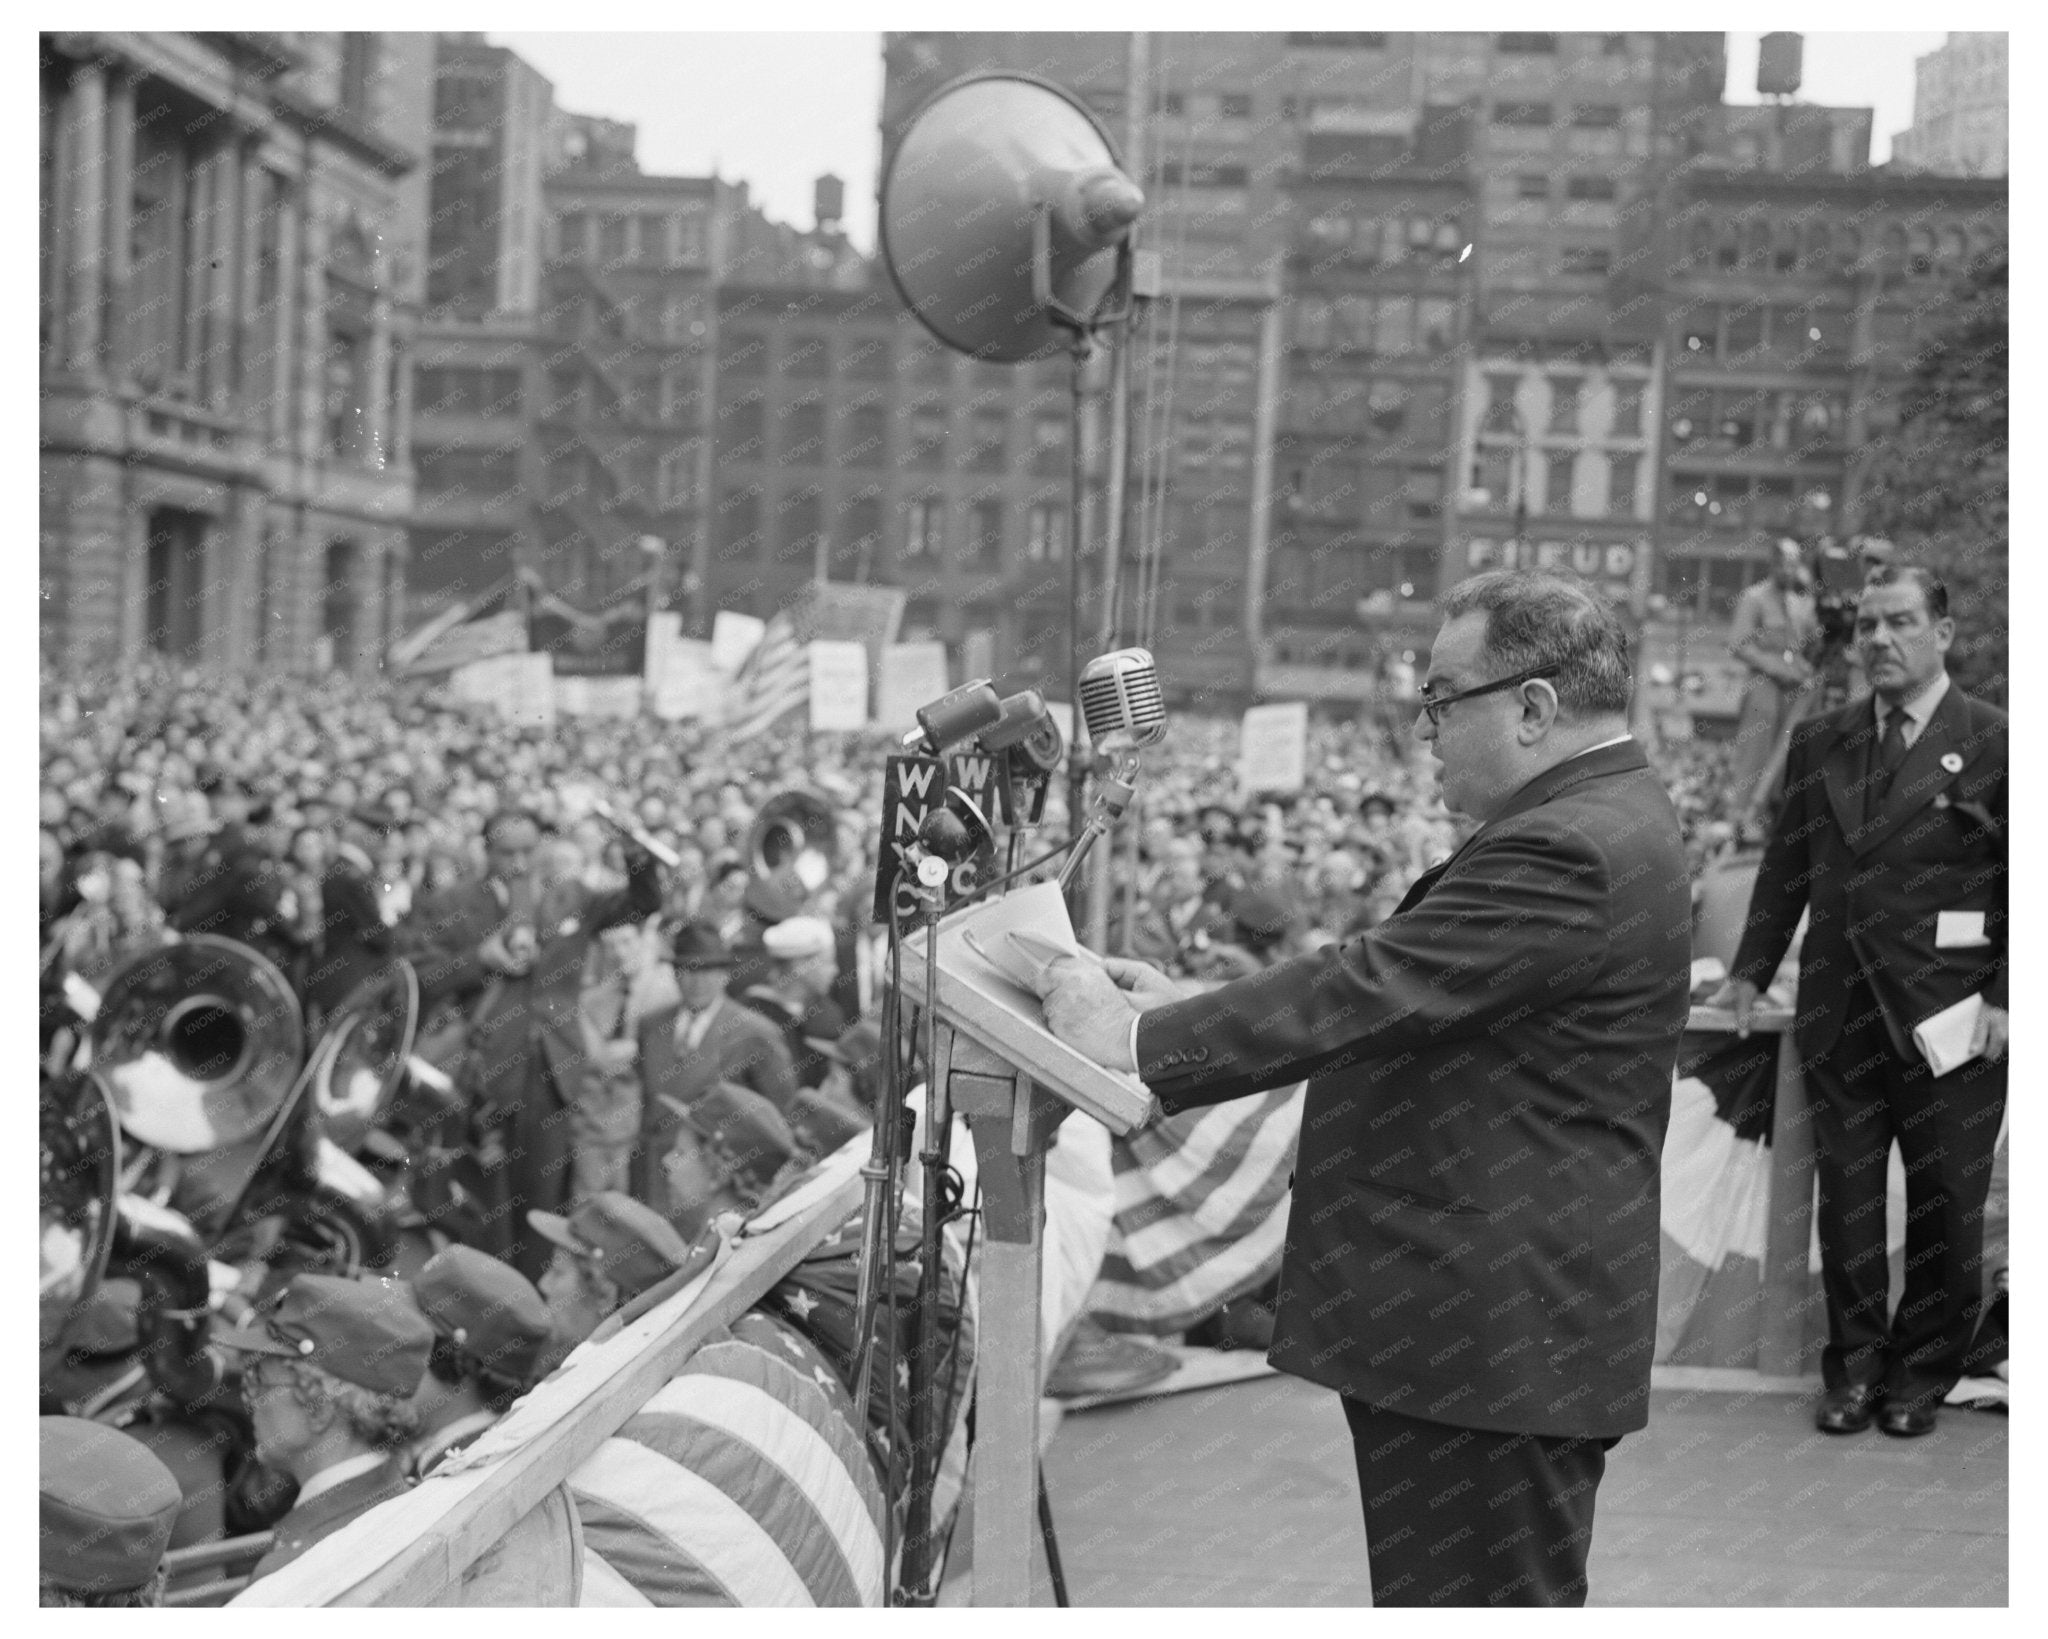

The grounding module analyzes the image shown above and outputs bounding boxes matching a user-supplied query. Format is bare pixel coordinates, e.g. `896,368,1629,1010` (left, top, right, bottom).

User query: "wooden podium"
903,910,1154,1606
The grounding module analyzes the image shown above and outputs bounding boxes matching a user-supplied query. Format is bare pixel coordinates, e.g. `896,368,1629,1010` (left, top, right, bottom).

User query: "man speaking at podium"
1036,571,1692,1607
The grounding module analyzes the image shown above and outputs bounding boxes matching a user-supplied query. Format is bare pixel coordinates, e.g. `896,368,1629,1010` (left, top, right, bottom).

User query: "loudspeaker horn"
881,73,1144,363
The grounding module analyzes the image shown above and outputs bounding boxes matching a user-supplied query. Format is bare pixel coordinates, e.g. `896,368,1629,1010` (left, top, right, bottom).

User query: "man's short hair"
1861,563,1949,620
1439,570,1633,718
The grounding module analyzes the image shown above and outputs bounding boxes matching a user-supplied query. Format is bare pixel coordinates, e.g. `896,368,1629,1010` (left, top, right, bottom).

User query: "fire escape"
535,255,691,608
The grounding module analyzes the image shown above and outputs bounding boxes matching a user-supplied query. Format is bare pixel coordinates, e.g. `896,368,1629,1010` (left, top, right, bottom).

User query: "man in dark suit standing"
1713,566,2006,1438
409,810,661,1280
631,920,798,1220
1037,570,1692,1607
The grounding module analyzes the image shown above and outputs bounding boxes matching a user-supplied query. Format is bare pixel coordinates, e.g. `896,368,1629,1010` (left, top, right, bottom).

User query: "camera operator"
1727,538,1820,816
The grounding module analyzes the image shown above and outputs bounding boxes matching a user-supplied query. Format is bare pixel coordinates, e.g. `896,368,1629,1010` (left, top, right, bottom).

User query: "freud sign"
1466,537,1640,585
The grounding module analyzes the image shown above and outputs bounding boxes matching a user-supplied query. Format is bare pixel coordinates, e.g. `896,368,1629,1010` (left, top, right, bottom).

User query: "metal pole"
1064,337,1091,916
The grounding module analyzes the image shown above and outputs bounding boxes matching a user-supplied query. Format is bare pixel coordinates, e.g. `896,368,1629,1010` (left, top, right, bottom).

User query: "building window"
780,489,823,567
1606,453,1640,516
904,498,943,560
338,35,378,122
1516,174,1550,200
908,402,947,466
844,400,887,466
1601,33,1630,55
965,500,1003,565
835,495,881,579
1219,92,1253,119
598,215,630,263
1402,469,1444,522
721,396,766,459
1573,104,1623,128
1494,101,1553,126
720,330,768,376
1496,33,1559,52
786,332,829,377
1030,411,1065,474
1482,374,1521,436
1566,176,1617,201
1544,451,1577,515
717,487,761,561
635,214,670,265
783,399,826,463
1723,304,1765,358
1608,380,1644,438
1559,244,1611,276
1025,502,1066,562
843,336,891,379
969,408,1008,470
1546,376,1580,434
1154,89,1184,116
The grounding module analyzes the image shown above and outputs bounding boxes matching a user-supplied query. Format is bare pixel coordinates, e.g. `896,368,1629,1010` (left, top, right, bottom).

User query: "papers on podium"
904,882,1154,1136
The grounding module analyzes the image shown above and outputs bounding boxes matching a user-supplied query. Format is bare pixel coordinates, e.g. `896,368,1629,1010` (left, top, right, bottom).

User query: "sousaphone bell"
749,789,841,893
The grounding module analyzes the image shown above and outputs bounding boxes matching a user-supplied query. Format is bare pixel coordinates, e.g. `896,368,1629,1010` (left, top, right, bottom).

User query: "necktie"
1867,708,1909,823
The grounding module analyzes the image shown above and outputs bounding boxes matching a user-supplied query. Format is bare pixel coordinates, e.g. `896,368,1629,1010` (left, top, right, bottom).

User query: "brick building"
39,31,433,675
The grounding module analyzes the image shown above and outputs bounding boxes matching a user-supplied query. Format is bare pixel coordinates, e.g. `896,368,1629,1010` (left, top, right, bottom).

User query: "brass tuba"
748,789,841,892
89,935,305,1156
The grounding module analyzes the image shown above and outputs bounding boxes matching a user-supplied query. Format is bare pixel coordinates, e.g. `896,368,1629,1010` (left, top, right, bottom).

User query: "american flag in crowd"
1086,1085,1305,1335
723,608,810,738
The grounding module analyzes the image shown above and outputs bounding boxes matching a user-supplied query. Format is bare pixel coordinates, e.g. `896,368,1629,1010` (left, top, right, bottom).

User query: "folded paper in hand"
1911,992,1985,1078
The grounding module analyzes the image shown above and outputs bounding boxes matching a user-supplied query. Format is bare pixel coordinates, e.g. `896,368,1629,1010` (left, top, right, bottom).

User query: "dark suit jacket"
249,1455,412,1580
1733,680,2007,1059
409,858,661,1111
631,995,799,1212
1135,741,1691,1439
302,850,396,1017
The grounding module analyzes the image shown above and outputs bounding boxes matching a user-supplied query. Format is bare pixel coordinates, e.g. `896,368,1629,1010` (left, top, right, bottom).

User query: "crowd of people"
38,658,1758,1603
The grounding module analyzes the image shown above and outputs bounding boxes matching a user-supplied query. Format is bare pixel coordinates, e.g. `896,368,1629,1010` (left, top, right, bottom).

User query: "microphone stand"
1055,748,1141,892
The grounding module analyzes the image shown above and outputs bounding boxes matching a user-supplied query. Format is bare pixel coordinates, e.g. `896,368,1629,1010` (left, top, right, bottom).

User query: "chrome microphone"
1078,647,1167,752
1058,649,1167,891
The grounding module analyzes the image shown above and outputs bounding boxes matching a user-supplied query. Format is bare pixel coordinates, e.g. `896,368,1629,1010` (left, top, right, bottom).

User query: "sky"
493,31,1956,254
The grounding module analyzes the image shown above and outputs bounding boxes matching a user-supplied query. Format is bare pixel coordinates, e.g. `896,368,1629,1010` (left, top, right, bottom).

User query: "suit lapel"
1822,702,1879,850
1854,684,1976,855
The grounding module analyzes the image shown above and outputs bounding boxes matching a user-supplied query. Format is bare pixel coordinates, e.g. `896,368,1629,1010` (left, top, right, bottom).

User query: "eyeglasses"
1418,664,1561,728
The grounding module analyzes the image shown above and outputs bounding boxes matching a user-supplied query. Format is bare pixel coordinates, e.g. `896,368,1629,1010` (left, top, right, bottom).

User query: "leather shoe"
1878,1400,1937,1438
1815,1383,1885,1434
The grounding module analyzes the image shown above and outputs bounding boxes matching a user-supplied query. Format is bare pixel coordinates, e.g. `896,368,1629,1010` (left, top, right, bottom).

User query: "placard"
452,652,555,729
808,640,871,731
710,611,768,675
1239,701,1309,795
651,638,721,722
875,641,951,733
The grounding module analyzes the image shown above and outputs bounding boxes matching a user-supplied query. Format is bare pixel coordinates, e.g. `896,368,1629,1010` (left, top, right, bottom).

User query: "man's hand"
1033,957,1140,1073
1098,955,1189,1008
478,928,534,978
1971,1003,2009,1063
1703,977,1760,1038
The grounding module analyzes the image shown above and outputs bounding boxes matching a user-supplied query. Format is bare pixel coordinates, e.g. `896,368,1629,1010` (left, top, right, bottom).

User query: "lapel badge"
1940,753,1963,774
1933,794,1951,809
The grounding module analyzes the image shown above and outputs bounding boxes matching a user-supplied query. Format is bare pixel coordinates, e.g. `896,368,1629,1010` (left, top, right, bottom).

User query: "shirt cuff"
1127,1012,1144,1077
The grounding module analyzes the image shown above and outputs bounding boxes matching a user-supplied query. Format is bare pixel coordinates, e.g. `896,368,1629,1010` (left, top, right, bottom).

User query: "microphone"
589,799,681,871
979,688,1064,775
1077,648,1167,752
901,679,1003,756
1056,650,1167,892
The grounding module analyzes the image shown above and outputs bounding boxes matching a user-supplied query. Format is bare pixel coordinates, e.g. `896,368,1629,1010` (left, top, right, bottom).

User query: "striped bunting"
1087,1084,1305,1335
570,1318,887,1607
724,609,809,738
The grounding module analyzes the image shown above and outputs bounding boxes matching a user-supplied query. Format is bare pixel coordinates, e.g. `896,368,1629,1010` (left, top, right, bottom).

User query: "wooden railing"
232,1147,867,1607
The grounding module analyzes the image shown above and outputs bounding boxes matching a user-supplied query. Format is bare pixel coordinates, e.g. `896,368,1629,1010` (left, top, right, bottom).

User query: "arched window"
1802,220,1833,270
1742,217,1774,269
